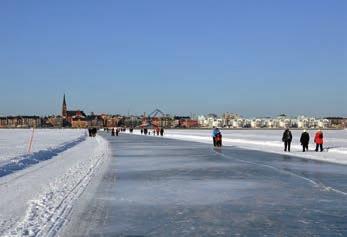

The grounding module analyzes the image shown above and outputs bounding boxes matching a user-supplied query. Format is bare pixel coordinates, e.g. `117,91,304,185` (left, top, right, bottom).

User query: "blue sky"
1,0,346,117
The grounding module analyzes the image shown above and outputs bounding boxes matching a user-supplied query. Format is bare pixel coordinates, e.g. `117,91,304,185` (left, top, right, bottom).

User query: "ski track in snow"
0,135,110,237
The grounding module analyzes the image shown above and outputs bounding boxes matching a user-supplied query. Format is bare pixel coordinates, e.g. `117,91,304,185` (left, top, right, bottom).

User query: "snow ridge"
5,136,110,237
0,135,87,178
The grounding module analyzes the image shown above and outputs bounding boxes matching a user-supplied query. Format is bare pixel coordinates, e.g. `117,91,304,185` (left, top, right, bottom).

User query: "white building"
197,114,331,129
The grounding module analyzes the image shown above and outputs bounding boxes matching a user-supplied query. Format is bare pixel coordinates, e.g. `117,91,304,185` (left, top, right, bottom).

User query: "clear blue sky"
1,0,346,117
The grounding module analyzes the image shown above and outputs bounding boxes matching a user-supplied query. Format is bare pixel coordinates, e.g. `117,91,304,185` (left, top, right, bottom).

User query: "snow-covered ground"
0,129,110,237
0,129,86,163
131,129,347,165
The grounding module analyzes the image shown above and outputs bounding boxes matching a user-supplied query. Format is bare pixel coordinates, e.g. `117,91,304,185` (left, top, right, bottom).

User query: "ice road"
62,133,347,237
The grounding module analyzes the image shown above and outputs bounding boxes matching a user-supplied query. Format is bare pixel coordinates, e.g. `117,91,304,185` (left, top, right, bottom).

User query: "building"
62,94,87,128
172,116,199,128
325,117,346,128
222,113,241,127
180,119,199,128
87,114,104,128
69,111,88,128
103,115,121,128
41,115,63,128
0,116,41,128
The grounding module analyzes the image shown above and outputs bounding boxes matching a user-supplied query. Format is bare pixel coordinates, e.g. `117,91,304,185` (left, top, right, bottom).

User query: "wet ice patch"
111,179,268,206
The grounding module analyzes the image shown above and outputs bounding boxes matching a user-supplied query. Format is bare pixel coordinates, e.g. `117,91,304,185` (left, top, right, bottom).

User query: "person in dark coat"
141,129,143,135
116,128,119,136
282,128,293,152
215,132,222,147
111,128,115,136
160,128,164,136
90,128,97,137
300,130,310,152
144,128,148,135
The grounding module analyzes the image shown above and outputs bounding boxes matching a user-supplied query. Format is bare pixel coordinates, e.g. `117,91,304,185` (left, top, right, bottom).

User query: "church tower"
62,94,67,118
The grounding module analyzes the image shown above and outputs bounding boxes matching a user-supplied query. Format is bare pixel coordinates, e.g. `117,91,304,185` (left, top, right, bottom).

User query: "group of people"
111,128,120,136
140,127,164,136
282,129,324,152
96,126,326,154
211,127,325,152
110,127,134,136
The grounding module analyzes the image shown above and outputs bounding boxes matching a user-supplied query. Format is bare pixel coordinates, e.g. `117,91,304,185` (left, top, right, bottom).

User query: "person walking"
314,129,324,152
140,129,143,135
300,130,310,152
91,128,97,137
282,128,293,152
160,128,164,136
212,127,221,147
215,132,222,147
111,128,115,136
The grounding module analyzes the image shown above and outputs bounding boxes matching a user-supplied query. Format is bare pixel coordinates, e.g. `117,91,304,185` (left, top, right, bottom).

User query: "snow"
130,129,347,165
0,129,86,163
0,129,110,237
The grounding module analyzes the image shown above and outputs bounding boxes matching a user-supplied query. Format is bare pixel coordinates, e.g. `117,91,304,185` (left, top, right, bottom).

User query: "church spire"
62,94,67,118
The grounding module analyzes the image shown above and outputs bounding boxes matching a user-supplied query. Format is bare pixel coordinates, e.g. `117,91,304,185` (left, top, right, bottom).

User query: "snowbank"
0,135,86,178
131,129,347,165
0,129,87,163
0,131,110,237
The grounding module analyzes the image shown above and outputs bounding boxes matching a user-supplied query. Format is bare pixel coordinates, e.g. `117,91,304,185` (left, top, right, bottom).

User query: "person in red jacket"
314,129,324,152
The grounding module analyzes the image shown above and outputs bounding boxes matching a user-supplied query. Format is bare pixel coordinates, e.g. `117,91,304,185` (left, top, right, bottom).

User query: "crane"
141,109,165,128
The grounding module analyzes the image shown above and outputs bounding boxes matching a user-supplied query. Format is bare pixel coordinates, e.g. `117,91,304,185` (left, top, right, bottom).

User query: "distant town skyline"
1,1,346,117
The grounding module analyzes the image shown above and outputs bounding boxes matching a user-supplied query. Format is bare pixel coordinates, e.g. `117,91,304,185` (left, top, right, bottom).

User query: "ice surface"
61,134,347,237
130,129,347,164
